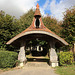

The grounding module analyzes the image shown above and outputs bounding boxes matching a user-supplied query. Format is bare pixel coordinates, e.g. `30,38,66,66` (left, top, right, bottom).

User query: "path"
0,62,58,75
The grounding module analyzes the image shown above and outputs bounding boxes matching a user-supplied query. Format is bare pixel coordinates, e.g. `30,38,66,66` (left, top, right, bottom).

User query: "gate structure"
6,4,68,67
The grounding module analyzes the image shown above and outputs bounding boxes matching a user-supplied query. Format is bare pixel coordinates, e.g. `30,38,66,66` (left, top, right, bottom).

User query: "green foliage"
0,9,34,51
0,47,6,51
27,39,48,49
30,39,47,46
19,9,35,32
0,10,20,50
58,52,74,66
26,39,49,56
74,53,75,61
61,7,75,49
15,60,20,66
0,7,75,52
43,16,62,36
0,51,18,68
55,65,75,75
0,9,62,51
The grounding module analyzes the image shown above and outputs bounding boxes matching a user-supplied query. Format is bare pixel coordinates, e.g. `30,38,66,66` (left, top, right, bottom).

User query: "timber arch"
6,31,68,46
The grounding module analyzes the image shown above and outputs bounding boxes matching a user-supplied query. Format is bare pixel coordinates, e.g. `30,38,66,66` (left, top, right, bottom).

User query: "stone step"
25,62,50,67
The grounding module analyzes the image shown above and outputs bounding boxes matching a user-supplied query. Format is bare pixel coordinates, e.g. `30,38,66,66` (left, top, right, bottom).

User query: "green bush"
59,52,74,66
15,60,20,66
0,51,18,68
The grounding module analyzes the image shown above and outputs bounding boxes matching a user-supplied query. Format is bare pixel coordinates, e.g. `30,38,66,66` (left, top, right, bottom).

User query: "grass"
0,68,13,73
26,54,49,59
0,68,12,71
0,66,21,74
55,65,75,75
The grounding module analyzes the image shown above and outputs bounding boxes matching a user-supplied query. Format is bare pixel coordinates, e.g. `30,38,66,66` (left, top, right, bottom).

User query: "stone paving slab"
0,62,58,75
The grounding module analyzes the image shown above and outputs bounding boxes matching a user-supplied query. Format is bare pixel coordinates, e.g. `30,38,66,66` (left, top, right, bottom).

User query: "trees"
19,9,62,36
0,7,75,51
61,7,75,49
43,16,62,36
0,11,20,50
0,9,35,51
19,9,35,32
0,9,62,51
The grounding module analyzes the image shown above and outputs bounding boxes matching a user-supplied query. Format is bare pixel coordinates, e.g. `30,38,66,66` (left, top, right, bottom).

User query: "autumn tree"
61,7,75,49
43,16,62,36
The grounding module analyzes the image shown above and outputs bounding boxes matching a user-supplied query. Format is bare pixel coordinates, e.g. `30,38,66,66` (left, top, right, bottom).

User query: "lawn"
55,65,75,75
26,54,49,59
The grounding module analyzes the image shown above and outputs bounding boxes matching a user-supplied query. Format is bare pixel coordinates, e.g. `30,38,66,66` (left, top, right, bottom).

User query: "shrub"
26,50,31,55
74,53,75,61
0,51,18,68
15,60,20,66
58,52,74,66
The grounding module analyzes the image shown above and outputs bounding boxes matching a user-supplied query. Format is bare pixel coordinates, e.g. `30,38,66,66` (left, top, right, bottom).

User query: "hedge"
73,53,75,61
0,51,18,68
58,52,74,66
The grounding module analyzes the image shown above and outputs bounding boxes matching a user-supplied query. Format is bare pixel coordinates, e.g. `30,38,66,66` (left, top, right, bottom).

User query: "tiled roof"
6,3,68,46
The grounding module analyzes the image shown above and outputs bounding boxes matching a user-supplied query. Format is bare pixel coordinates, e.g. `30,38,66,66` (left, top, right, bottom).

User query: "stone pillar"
49,41,58,67
18,41,27,67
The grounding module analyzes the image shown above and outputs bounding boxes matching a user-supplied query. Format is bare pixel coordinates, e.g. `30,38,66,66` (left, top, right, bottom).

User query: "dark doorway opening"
25,39,49,65
26,39,49,56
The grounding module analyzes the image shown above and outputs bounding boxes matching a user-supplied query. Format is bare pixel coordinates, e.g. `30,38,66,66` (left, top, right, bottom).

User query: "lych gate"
6,4,68,67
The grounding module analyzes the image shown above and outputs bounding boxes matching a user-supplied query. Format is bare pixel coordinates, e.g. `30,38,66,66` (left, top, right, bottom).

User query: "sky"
0,0,75,21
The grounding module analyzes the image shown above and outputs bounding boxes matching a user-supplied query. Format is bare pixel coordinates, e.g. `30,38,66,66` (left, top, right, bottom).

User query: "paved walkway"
0,62,58,75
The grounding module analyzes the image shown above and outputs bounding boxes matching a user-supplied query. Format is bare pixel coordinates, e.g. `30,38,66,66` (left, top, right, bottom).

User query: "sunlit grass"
26,54,49,59
55,65,75,75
